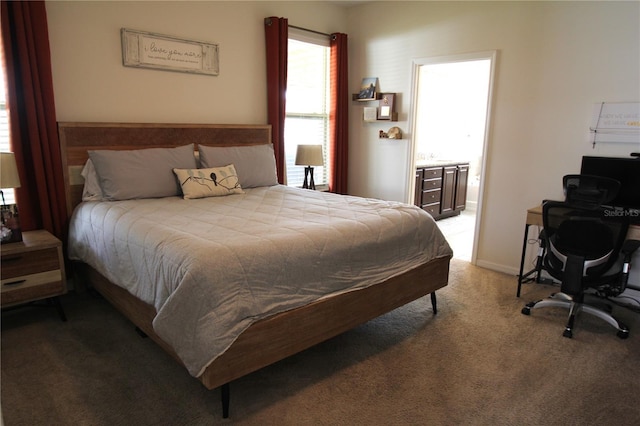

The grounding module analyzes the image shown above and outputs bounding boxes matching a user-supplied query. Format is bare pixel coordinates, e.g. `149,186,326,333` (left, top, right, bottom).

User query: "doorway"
409,52,496,263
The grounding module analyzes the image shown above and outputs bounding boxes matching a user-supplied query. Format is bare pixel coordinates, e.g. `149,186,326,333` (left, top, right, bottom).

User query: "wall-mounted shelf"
355,92,398,122
352,93,382,101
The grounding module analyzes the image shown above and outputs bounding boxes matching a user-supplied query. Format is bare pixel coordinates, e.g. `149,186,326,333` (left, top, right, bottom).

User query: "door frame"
407,50,498,264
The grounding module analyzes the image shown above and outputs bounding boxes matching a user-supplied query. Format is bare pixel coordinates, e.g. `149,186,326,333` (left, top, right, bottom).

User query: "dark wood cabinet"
415,162,469,220
416,166,443,218
440,166,457,216
454,164,469,211
415,168,422,208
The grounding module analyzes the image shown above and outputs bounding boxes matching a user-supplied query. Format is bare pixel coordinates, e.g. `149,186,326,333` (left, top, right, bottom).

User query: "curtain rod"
289,24,332,38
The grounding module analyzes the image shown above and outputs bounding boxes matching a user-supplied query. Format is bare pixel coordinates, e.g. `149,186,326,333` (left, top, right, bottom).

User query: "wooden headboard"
58,122,272,216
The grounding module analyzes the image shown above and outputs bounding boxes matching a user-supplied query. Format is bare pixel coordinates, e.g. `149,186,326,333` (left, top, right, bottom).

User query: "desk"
516,206,544,297
516,205,640,297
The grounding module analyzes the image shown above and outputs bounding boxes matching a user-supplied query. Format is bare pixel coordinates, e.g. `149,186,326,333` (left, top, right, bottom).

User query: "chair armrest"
622,239,640,258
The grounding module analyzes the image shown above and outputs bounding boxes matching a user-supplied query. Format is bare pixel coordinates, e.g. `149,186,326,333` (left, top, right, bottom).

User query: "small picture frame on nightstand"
1,204,22,244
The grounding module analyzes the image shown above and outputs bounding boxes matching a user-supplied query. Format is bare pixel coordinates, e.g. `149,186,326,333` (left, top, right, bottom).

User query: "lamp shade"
295,145,324,166
0,152,21,189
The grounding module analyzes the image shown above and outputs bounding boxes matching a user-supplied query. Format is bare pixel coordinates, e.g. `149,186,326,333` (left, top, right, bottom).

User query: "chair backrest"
542,200,630,292
563,174,620,208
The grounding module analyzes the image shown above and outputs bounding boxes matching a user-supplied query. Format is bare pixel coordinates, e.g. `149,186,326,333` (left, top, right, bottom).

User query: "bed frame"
59,122,451,418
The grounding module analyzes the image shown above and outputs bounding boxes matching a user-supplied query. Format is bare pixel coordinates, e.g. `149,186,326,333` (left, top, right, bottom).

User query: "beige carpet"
2,258,639,425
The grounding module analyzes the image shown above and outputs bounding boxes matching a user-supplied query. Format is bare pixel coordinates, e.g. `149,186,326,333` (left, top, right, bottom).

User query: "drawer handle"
2,255,23,262
3,279,26,287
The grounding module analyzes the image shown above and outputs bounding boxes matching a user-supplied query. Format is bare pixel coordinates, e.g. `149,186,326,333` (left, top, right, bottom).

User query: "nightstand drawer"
0,230,67,311
1,270,64,305
1,248,60,279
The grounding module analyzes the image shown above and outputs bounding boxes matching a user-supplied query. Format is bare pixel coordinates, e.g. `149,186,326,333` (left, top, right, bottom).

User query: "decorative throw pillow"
88,144,197,200
198,144,278,188
173,165,244,199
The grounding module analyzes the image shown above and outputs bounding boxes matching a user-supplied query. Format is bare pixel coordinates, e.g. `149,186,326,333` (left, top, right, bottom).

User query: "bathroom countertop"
416,160,470,168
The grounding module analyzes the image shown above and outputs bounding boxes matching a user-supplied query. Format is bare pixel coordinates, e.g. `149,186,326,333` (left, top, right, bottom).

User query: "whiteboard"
590,102,640,145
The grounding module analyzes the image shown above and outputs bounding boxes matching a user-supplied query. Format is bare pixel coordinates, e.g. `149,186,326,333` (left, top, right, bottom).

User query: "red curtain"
329,33,349,194
1,0,68,240
264,16,288,184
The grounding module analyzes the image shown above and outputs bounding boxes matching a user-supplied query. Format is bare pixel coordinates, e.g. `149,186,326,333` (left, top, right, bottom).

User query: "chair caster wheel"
617,329,629,339
521,302,535,315
563,329,573,338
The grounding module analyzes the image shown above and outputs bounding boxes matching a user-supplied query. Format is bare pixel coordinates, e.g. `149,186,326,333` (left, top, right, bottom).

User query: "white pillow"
173,165,244,199
80,159,104,201
198,144,278,188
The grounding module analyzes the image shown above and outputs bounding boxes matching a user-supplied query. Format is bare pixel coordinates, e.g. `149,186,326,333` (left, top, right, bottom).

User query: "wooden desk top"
526,205,543,227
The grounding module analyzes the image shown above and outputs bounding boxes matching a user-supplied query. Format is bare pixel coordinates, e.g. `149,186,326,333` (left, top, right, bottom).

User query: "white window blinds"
285,28,330,188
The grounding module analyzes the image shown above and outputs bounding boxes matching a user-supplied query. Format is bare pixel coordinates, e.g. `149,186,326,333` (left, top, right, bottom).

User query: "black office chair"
521,175,640,339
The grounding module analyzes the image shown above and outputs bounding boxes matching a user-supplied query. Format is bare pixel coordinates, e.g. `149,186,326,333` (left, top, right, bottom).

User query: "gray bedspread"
68,185,452,376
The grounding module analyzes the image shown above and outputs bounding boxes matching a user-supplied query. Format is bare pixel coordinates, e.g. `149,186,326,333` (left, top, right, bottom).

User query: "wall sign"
121,28,219,76
590,102,640,146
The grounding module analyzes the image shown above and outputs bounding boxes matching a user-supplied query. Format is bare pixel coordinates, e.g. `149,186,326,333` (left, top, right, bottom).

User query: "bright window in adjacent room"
285,28,330,188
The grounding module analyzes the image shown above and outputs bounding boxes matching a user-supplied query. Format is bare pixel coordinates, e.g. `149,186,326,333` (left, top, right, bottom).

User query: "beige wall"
346,1,639,273
46,1,639,274
46,1,347,123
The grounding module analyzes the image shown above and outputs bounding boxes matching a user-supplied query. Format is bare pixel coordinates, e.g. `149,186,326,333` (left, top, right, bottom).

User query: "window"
285,28,330,188
0,43,15,204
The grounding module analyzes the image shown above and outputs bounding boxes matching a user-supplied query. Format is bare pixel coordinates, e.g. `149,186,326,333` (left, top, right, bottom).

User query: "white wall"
46,1,639,275
346,1,640,274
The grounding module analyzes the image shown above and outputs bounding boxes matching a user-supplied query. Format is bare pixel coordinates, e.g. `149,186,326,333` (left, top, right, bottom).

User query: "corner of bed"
58,122,452,419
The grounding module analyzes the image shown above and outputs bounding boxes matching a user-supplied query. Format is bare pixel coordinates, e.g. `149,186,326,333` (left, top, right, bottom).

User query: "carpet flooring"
2,258,639,425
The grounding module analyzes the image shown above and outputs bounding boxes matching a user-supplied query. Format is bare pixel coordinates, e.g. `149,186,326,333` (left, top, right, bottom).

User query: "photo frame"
363,106,377,122
357,77,378,100
377,93,395,120
1,204,22,244
121,28,219,76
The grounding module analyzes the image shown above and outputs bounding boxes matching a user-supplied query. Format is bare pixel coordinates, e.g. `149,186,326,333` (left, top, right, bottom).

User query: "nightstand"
1,230,67,321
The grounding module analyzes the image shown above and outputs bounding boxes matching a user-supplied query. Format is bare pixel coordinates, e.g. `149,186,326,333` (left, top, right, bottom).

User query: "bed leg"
221,383,230,419
430,292,437,314
51,297,67,322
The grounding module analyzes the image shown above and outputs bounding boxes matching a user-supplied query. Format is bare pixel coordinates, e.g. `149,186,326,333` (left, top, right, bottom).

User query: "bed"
60,122,452,418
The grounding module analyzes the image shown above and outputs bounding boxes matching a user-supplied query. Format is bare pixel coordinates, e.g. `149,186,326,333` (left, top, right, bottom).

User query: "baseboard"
465,200,478,212
475,259,519,276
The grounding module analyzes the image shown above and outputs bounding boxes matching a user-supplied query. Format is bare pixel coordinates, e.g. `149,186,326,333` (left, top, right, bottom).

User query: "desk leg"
517,225,546,296
517,224,530,297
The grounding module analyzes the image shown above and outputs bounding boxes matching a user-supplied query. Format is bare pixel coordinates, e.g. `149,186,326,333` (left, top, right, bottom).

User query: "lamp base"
302,166,316,190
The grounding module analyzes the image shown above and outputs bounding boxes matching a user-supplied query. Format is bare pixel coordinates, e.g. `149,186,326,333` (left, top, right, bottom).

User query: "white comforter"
68,185,452,376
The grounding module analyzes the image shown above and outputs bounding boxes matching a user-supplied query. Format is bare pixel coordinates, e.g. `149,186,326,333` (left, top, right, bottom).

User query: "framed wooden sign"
121,28,219,76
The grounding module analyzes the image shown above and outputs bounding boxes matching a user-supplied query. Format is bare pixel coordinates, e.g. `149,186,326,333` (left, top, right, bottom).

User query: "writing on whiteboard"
590,102,640,146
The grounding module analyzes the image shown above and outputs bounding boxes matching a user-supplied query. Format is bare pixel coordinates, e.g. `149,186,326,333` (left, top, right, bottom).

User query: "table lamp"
1,152,22,243
295,145,324,190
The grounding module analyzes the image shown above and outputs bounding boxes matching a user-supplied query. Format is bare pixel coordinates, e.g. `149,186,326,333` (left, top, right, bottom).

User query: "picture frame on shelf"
357,77,378,100
377,93,395,120
363,107,377,122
